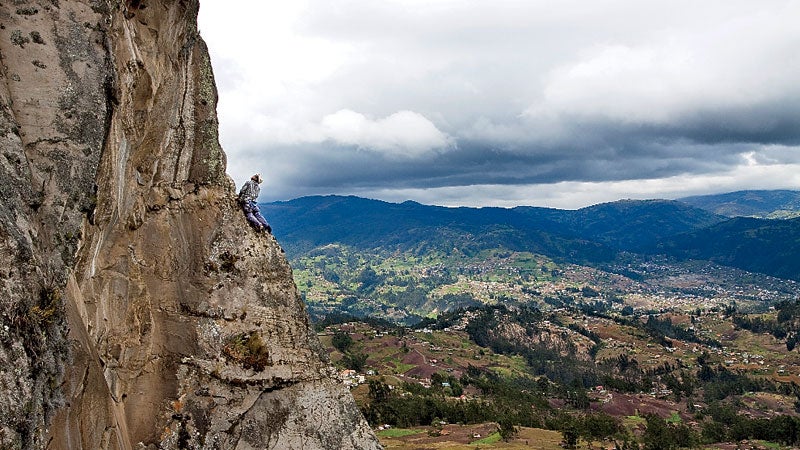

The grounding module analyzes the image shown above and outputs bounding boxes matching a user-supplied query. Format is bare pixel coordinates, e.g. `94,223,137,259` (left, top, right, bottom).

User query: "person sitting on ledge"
238,173,271,234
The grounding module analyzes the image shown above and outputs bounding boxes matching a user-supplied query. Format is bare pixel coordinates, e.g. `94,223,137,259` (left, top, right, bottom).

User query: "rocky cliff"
0,1,381,448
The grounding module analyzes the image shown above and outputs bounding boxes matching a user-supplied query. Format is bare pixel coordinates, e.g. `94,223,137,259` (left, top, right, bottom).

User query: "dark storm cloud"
258,135,752,202
201,0,800,207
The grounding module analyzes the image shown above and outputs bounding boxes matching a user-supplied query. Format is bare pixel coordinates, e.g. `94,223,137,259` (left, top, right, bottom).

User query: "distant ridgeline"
679,189,800,219
263,191,800,282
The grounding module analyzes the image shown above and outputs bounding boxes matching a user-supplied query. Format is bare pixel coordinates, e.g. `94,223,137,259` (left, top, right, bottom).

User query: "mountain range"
263,190,800,282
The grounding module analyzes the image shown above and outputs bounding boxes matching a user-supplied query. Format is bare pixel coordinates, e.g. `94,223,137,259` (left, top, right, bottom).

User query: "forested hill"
678,189,800,218
264,194,800,281
262,195,614,263
515,199,724,251
263,195,722,260
654,216,800,281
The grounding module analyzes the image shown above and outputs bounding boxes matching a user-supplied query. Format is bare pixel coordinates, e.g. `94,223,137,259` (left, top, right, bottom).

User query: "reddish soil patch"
401,349,442,379
402,349,428,366
593,392,686,419
405,365,440,379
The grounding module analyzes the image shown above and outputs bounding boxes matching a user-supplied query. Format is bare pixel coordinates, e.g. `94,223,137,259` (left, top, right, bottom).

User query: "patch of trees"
597,354,652,393
331,330,353,353
776,299,800,322
732,314,788,341
660,371,696,401
567,323,602,344
327,329,369,371
580,286,600,298
462,368,550,414
641,414,697,450
412,309,458,331
558,412,624,449
380,282,431,310
363,376,503,429
543,294,574,308
401,372,464,398
342,351,368,372
696,357,777,402
642,315,720,348
312,313,396,331
363,371,622,444
701,403,800,446
733,300,800,351
321,268,340,283
430,293,481,312
577,300,613,315
356,266,384,293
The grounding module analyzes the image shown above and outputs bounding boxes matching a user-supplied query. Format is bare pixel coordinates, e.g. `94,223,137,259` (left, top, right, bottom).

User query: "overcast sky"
197,0,800,209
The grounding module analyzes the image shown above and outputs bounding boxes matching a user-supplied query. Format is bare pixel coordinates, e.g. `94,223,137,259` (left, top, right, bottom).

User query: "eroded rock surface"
0,1,380,448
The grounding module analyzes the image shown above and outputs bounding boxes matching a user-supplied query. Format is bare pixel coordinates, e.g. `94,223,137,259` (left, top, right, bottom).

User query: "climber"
238,173,272,233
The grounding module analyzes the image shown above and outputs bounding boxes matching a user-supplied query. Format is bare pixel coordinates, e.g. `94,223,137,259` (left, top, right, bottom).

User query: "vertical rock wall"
0,1,381,449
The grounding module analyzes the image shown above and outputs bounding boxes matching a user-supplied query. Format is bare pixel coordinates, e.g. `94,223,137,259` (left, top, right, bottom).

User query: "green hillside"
264,195,724,259
264,194,800,300
264,195,614,263
655,216,800,281
519,199,725,251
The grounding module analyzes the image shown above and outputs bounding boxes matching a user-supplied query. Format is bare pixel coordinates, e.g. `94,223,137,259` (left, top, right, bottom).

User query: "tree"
498,418,519,441
357,266,382,292
701,421,728,444
344,352,368,372
562,424,579,449
582,413,619,440
642,414,697,450
368,378,392,403
642,414,671,450
536,376,550,394
332,330,353,353
365,378,394,425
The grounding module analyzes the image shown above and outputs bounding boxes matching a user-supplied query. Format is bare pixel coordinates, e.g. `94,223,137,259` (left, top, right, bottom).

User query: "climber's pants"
242,201,270,230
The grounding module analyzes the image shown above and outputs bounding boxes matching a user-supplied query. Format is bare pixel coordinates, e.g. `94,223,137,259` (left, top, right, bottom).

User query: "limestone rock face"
0,1,381,449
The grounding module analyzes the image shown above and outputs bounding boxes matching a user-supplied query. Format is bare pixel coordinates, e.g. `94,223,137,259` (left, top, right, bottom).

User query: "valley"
265,192,800,448
297,247,800,448
292,246,799,324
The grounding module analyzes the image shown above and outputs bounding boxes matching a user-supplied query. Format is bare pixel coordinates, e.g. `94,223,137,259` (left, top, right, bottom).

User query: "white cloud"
218,108,451,159
524,5,800,126
320,109,452,157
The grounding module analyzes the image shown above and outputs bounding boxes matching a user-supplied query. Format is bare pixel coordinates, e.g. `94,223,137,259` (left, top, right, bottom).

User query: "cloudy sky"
197,0,800,209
